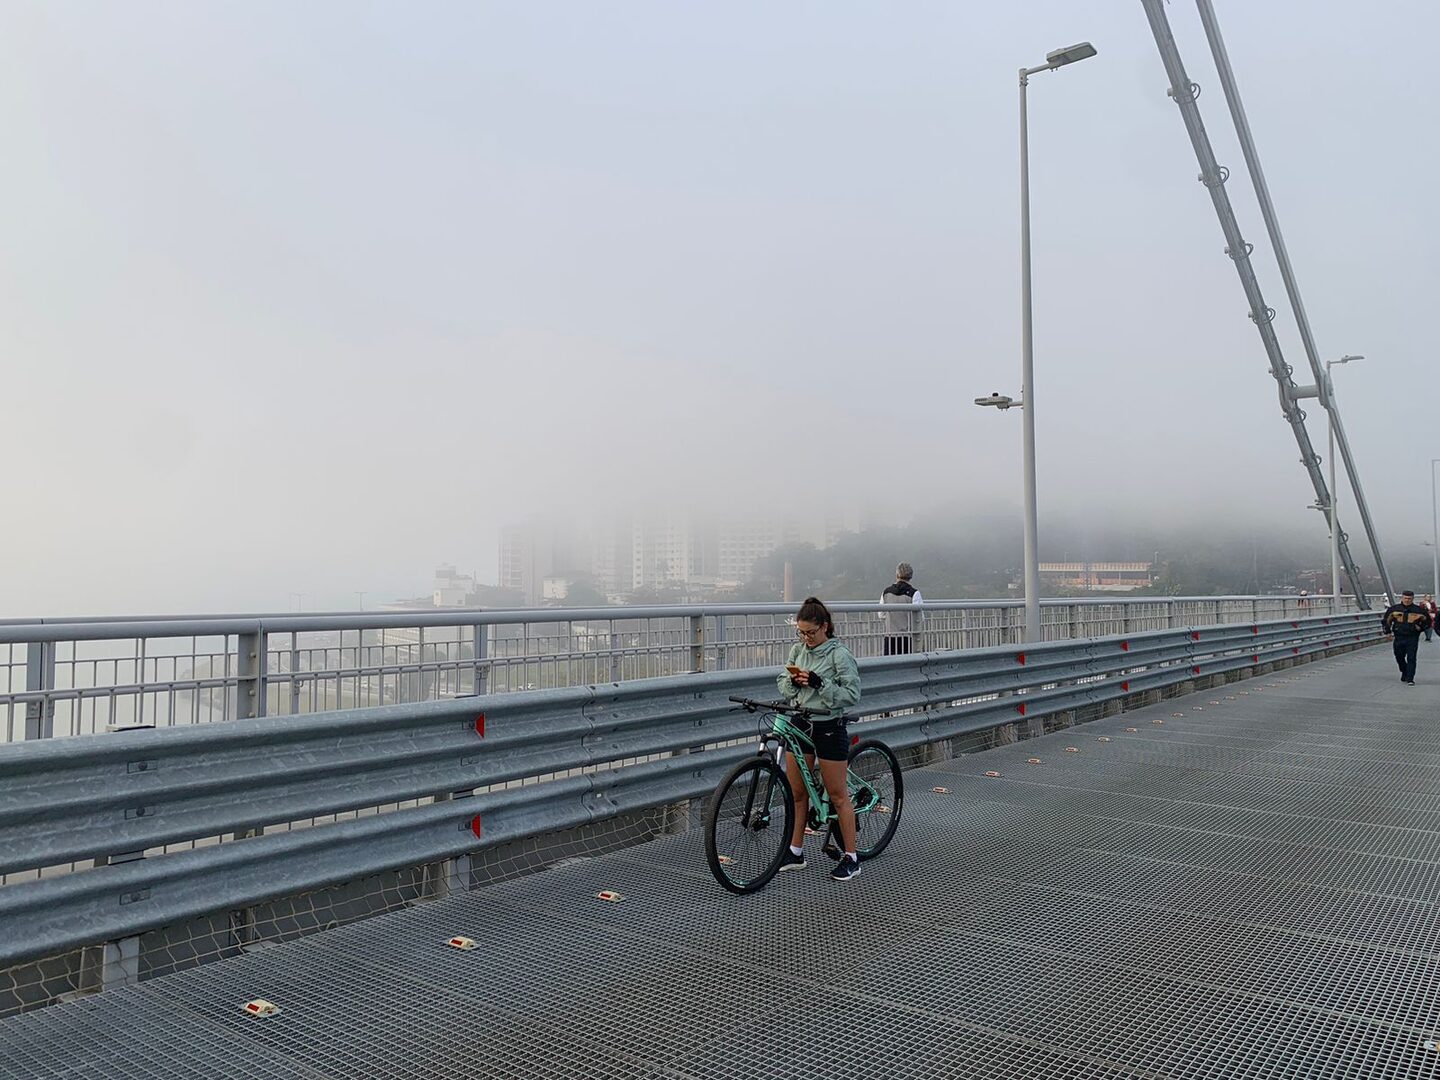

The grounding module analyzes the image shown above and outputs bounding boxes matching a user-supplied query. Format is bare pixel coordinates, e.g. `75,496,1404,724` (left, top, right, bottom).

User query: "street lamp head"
974,392,1017,410
1045,42,1098,69
1339,354,1364,363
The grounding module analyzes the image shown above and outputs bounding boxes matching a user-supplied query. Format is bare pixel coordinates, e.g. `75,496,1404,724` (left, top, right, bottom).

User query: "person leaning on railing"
773,596,864,881
880,562,923,656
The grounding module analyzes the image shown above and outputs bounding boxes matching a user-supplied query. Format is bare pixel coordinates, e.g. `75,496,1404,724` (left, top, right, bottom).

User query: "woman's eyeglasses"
795,626,824,640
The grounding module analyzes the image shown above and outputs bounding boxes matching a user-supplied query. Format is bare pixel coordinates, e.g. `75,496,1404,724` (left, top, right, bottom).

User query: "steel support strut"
1192,0,1393,605
1138,0,1374,607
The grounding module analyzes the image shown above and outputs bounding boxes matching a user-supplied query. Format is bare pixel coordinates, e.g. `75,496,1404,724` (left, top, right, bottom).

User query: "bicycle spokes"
707,757,793,891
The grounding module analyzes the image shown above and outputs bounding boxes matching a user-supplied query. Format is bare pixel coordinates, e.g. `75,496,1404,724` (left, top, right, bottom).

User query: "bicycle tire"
848,738,903,860
705,755,795,894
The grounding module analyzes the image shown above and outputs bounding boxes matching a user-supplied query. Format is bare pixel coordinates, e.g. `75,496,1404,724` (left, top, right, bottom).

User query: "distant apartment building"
499,521,576,607
1039,561,1153,592
632,510,713,591
433,564,477,607
500,505,866,603
717,516,783,586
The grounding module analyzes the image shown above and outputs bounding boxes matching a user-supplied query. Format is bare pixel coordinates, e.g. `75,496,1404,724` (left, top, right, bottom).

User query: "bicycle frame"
758,712,883,829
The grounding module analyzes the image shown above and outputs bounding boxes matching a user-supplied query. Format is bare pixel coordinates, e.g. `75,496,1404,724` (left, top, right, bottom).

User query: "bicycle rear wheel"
705,756,795,894
848,738,903,860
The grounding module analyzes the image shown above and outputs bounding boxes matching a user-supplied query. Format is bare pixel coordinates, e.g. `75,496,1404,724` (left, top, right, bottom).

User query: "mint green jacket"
775,637,861,720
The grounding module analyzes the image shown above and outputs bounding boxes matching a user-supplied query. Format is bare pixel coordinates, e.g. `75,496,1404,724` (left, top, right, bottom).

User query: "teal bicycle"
704,696,904,893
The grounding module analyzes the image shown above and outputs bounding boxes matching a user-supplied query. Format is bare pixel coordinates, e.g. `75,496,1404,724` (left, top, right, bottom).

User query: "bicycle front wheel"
849,738,903,860
705,756,795,894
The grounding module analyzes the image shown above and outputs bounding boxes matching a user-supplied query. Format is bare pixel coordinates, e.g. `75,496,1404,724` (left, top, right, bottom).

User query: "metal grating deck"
4,645,1440,1078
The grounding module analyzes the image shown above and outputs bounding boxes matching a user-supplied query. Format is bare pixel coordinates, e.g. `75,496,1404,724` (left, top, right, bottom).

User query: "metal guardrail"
0,613,1378,972
0,596,1362,742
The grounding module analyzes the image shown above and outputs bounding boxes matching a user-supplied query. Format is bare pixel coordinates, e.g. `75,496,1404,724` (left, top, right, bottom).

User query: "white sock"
845,851,857,862
790,845,804,856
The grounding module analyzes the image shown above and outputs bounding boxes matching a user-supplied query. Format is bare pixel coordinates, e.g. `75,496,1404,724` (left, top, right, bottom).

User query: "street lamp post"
1324,354,1363,604
1016,41,1096,643
1431,458,1439,601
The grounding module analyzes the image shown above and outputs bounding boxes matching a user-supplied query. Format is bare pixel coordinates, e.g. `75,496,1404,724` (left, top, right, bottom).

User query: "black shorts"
797,718,851,762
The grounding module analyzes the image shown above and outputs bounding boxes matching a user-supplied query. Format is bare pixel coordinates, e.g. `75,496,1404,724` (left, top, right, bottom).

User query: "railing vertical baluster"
690,615,705,673
714,615,728,671
24,641,55,741
235,630,267,720
473,623,490,696
289,636,301,715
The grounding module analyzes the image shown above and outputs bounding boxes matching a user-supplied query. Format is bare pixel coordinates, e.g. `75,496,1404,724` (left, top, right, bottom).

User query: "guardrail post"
24,641,55,740
93,849,145,991
1167,601,1178,629
101,937,140,991
235,630,267,720
690,615,705,673
427,792,473,899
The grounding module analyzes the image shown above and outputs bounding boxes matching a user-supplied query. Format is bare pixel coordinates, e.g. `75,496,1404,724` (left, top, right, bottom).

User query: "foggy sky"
2,1,1436,615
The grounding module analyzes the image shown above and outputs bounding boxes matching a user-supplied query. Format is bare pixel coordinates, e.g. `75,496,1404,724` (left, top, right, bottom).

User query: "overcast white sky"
1,1,1435,615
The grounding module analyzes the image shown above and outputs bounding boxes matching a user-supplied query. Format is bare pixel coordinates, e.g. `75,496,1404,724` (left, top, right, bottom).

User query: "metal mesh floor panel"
5,644,1440,1080
654,998,1138,1080
0,988,328,1080
135,933,651,1079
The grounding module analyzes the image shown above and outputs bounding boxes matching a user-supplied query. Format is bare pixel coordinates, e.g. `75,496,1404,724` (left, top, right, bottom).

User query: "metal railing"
0,596,1365,743
0,612,1379,987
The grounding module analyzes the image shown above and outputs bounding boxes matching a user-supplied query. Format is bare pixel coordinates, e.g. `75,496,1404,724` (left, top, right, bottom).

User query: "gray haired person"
880,563,923,656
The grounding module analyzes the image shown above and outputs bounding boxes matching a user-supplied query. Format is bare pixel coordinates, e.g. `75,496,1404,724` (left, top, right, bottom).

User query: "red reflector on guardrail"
475,714,486,738
1016,703,1026,715
1121,681,1130,691
1016,652,1026,665
470,815,482,839
1191,632,1201,641
1120,641,1129,651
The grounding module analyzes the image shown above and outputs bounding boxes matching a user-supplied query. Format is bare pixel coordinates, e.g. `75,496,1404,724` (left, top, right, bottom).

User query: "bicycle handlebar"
727,695,818,720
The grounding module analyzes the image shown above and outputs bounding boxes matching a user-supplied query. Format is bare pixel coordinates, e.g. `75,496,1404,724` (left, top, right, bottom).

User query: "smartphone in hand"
786,664,803,677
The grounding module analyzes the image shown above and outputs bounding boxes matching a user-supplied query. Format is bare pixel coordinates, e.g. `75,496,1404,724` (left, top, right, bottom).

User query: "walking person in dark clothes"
880,563,923,656
1382,590,1432,684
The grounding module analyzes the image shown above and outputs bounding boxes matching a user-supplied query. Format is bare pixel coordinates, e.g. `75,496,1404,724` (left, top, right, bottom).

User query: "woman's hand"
792,670,812,687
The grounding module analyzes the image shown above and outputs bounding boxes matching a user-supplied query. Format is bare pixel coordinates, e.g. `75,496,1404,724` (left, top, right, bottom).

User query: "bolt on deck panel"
2,645,1439,1079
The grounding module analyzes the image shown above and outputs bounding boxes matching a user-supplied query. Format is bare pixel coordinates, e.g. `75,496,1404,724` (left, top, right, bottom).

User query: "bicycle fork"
742,752,781,831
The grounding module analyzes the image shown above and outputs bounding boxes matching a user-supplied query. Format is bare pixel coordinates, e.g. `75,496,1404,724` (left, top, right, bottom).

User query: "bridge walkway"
2,645,1438,1079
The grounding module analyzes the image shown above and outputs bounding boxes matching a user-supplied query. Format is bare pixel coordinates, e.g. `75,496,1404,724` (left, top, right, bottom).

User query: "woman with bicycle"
775,596,863,881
